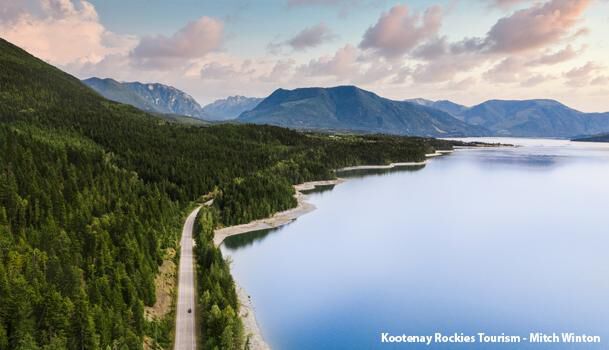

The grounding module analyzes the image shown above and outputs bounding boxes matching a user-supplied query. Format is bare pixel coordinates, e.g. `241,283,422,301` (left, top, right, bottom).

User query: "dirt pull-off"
145,248,177,321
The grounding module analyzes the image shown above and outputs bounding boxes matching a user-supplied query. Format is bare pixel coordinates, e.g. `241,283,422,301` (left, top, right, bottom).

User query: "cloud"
200,58,257,80
564,62,608,86
446,77,478,90
399,0,592,86
529,45,581,65
411,55,482,84
484,0,528,9
521,74,555,87
200,62,240,80
360,4,443,58
0,0,136,66
261,59,296,82
483,57,526,83
482,57,557,85
287,23,334,50
300,44,359,79
131,17,223,69
483,0,591,53
412,36,449,60
287,0,345,6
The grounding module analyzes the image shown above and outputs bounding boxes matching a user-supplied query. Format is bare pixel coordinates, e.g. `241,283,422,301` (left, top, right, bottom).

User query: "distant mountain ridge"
83,76,609,138
409,98,609,138
202,96,262,121
83,77,261,121
239,86,489,137
83,77,206,118
405,98,468,116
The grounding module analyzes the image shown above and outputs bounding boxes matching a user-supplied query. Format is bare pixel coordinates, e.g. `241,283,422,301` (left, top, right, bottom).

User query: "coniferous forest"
0,38,459,349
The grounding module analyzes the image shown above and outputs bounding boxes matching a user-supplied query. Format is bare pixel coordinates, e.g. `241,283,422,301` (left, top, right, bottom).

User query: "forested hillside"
0,38,458,349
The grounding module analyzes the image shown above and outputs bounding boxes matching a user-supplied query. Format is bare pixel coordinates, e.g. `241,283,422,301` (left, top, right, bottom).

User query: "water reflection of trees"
300,184,336,195
223,227,281,250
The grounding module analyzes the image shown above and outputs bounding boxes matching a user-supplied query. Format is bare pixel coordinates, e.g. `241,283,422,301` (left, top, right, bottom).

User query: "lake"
221,138,609,349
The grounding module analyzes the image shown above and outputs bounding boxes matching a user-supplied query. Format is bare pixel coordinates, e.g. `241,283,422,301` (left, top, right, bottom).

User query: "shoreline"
214,179,343,350
213,179,344,247
214,150,453,349
336,150,453,171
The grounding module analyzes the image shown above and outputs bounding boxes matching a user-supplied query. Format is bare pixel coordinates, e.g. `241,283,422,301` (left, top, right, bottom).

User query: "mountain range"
82,78,609,139
239,86,488,137
83,78,261,121
201,95,262,121
407,98,609,138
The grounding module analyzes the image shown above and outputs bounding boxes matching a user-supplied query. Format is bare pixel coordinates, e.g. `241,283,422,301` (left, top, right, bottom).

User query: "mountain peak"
239,85,487,137
201,95,263,121
83,77,204,117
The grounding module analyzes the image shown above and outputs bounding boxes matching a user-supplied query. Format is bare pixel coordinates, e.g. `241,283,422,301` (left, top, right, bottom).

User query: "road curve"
174,207,201,350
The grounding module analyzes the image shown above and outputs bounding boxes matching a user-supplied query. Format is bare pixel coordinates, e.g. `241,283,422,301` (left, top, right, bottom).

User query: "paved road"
174,207,201,350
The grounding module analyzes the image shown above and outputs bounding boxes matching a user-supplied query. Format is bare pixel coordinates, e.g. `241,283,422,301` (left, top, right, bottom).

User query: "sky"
1,0,608,111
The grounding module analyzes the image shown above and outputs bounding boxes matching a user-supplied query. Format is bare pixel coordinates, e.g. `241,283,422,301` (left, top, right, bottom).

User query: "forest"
0,38,460,349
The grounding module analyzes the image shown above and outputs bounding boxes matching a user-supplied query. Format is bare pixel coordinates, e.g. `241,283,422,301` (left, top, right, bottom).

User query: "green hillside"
0,38,458,349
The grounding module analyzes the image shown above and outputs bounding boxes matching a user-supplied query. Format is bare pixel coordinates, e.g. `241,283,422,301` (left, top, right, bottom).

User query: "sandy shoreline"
213,179,344,247
236,283,270,350
214,150,453,349
336,150,453,171
214,179,344,350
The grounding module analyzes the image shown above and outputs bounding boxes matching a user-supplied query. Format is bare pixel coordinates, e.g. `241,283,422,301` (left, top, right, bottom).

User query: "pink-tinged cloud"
484,0,591,53
301,44,359,79
411,56,481,84
521,74,555,87
287,0,352,7
360,4,443,58
483,57,528,83
261,59,296,82
564,62,608,87
200,62,239,80
199,57,258,80
287,23,334,50
530,45,581,65
0,0,136,66
485,0,527,9
131,17,223,69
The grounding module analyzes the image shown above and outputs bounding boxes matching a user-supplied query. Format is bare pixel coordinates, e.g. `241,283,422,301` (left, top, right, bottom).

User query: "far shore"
336,150,453,171
212,149,455,350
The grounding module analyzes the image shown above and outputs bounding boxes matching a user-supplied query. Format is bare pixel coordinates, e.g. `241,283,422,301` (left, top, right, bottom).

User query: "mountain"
457,100,609,138
409,97,609,138
407,98,468,116
202,96,263,121
239,86,489,137
405,98,434,107
83,77,206,117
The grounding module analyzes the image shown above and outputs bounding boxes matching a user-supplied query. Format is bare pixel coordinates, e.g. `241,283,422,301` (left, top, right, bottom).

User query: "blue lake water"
221,138,609,349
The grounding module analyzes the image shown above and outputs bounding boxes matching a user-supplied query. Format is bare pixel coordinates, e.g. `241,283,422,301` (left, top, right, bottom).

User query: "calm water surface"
221,138,609,349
